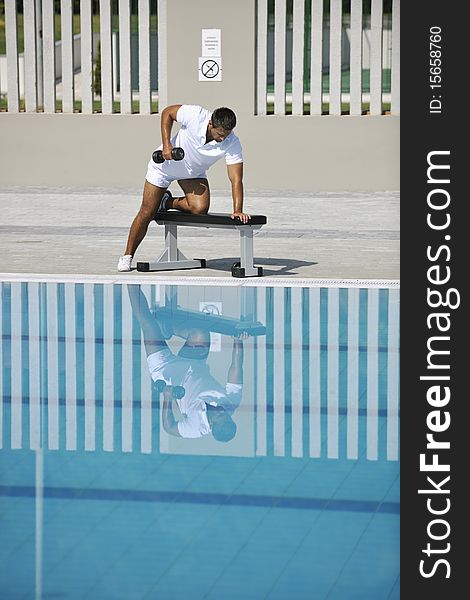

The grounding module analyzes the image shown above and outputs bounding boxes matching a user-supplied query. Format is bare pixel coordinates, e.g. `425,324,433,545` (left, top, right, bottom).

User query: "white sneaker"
117,255,132,272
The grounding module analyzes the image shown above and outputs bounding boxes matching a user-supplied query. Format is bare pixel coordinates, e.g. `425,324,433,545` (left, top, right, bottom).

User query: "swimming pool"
0,280,399,599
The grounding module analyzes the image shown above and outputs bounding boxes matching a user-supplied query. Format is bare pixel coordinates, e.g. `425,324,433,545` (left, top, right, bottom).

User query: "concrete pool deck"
0,187,399,283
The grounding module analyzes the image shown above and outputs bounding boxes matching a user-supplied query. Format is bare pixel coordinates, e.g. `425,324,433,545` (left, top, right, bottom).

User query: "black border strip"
401,2,465,595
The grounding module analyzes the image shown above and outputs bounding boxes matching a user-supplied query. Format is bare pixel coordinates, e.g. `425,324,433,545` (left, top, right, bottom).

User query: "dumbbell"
152,147,185,163
154,379,185,399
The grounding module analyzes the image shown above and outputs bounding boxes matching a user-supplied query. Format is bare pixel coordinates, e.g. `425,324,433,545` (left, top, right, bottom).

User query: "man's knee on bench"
171,195,209,215
191,204,209,215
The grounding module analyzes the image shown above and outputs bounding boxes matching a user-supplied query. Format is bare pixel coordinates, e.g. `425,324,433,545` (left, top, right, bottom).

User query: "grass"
0,97,159,113
267,69,392,95
266,102,392,115
0,95,391,116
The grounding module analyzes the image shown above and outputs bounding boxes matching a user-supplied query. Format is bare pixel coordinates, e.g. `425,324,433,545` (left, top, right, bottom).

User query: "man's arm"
227,337,244,384
227,163,251,224
160,104,182,160
162,388,182,437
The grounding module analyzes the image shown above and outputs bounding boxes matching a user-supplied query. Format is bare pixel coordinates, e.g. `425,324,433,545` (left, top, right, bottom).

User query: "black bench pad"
153,306,266,336
155,211,267,226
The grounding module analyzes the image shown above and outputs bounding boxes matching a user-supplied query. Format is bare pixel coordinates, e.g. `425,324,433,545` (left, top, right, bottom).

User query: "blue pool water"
0,281,400,599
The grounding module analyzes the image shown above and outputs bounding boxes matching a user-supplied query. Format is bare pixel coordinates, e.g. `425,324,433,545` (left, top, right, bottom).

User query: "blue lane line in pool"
0,396,395,417
0,334,392,354
0,485,399,514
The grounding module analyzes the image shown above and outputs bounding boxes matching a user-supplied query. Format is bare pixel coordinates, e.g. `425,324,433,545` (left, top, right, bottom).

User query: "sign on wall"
199,29,222,81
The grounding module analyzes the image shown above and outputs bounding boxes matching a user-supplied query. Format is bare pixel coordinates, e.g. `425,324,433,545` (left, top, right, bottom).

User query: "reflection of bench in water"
153,306,266,337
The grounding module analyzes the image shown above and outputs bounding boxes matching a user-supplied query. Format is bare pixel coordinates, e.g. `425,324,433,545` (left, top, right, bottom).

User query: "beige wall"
0,0,399,192
165,0,255,116
0,113,398,191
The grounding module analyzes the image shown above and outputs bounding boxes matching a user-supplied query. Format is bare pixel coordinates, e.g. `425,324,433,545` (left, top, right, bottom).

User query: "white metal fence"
256,0,400,115
1,0,166,114
1,0,398,116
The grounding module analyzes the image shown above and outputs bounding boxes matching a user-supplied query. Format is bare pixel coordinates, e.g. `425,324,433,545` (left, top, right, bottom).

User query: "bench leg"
136,224,205,272
166,222,178,261
233,229,263,277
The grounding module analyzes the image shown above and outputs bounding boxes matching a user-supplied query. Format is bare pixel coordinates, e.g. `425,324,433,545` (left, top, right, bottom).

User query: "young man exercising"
118,104,251,272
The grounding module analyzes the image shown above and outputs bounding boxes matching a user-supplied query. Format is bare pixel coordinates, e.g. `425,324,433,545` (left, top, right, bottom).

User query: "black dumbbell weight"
154,379,167,393
172,386,186,399
154,379,186,399
152,147,185,164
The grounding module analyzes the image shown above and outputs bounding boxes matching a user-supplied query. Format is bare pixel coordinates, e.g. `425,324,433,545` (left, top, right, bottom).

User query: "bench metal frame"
137,213,266,277
154,284,265,335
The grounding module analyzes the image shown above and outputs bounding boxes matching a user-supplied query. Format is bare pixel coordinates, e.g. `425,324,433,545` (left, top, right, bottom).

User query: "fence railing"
256,0,400,116
1,0,398,116
1,0,165,114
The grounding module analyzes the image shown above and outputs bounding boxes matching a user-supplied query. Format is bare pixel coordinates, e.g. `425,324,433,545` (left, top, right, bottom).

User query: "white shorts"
146,348,198,386
145,158,207,189
147,348,177,382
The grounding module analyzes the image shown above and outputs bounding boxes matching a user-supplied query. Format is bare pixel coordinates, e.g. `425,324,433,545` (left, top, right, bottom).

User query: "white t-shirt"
147,349,243,439
154,105,243,180
175,381,242,439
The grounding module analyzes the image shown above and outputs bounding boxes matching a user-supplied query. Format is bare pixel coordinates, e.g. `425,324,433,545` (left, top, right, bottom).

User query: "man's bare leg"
124,181,168,257
165,178,210,214
127,285,169,356
128,285,209,355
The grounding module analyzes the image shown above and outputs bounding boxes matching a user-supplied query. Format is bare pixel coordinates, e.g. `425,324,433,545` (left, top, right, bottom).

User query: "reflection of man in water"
128,285,244,442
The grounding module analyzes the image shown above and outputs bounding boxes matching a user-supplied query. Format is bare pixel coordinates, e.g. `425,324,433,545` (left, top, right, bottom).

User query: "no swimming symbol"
202,60,219,78
198,57,222,81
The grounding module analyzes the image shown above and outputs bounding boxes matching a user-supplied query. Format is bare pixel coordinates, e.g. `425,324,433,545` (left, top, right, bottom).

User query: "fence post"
23,0,38,111
327,289,339,458
310,0,324,116
256,0,268,116
99,0,114,114
35,0,44,108
370,0,383,115
118,0,132,113
273,288,285,456
349,0,363,116
366,289,379,460
274,0,286,115
329,0,342,115
157,0,168,111
387,289,400,460
61,0,75,113
292,0,305,115
391,0,400,115
83,284,96,451
42,0,56,113
5,0,20,112
138,0,152,114
347,288,360,458
309,288,321,457
80,0,94,114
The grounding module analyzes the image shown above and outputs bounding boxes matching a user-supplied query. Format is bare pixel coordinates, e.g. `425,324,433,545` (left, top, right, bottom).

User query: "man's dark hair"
211,413,237,442
211,107,237,131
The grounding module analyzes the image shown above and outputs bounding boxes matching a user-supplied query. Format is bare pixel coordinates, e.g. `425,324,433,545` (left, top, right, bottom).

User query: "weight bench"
136,211,267,277
153,306,266,337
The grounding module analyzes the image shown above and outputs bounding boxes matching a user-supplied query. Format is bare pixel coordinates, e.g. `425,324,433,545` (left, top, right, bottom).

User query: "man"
118,104,250,272
128,285,244,441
